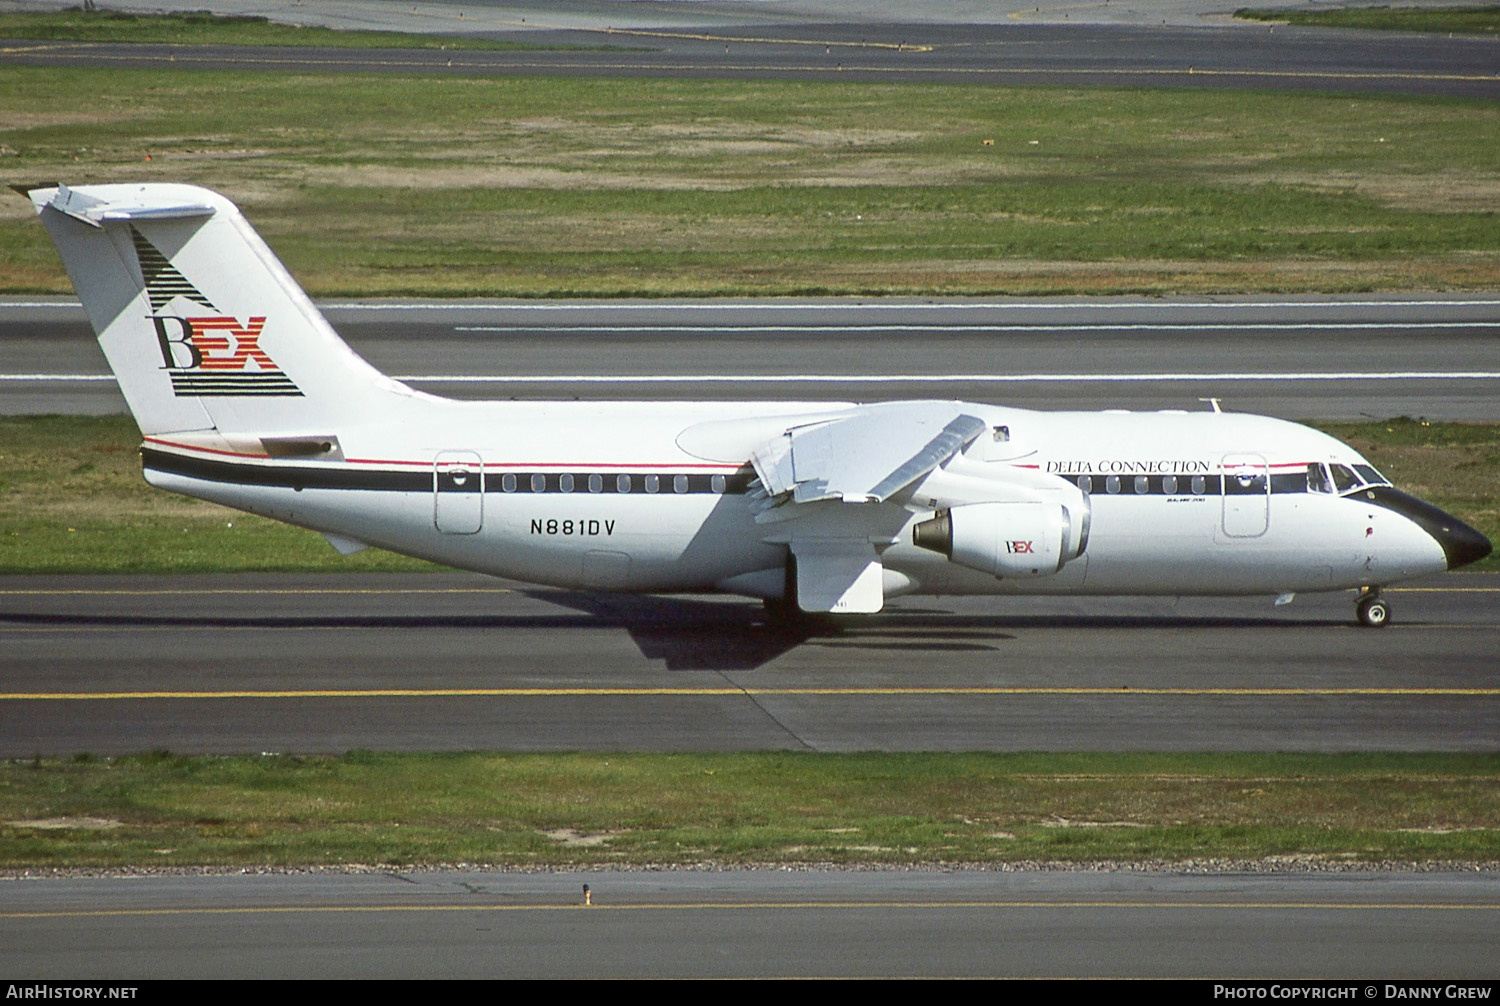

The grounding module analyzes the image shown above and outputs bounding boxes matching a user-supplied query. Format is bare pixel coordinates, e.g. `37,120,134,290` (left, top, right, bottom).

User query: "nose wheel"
1355,589,1390,628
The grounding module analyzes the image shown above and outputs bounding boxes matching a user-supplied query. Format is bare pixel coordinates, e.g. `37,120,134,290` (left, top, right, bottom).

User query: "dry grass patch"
4,70,1500,296
1247,171,1500,213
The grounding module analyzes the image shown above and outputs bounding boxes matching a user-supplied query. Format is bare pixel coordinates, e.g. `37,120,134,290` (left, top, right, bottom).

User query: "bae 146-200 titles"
21,182,1492,627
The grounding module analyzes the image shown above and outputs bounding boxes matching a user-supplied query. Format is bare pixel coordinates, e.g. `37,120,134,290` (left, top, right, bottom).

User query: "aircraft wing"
746,403,988,614
749,402,988,511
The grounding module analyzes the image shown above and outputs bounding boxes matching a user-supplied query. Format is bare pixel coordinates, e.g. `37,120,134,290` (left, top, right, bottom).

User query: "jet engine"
912,500,1088,577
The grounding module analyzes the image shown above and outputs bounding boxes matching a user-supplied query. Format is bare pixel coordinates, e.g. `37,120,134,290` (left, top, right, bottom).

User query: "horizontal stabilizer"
31,183,215,227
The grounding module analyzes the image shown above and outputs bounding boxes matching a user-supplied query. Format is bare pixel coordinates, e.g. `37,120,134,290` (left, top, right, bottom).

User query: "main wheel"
1356,593,1391,628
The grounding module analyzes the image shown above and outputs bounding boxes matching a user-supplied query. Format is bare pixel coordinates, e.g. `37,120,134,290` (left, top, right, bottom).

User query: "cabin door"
1221,452,1269,538
434,450,484,534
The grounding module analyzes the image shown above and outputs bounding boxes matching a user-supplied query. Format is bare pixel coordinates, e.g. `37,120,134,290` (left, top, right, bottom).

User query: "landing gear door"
1221,452,1269,538
434,450,483,534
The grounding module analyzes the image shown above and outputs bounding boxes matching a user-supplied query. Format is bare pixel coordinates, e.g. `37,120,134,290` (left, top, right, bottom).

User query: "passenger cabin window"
588,474,603,494
501,473,517,493
559,473,575,493
711,474,726,493
645,474,659,494
673,474,689,494
1077,475,1092,494
530,474,546,493
1105,475,1121,495
1134,475,1149,495
617,474,632,493
1162,475,1178,494
1190,475,1206,495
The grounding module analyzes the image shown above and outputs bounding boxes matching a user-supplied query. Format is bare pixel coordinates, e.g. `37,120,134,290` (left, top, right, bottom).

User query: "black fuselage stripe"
144,450,1327,498
1071,473,1312,496
141,449,754,495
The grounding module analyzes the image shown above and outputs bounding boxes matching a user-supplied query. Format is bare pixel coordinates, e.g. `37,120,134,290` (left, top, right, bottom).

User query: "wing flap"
749,403,987,513
791,540,884,613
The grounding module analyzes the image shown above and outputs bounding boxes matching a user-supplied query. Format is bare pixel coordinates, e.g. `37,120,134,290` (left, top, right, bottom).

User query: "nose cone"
1436,516,1493,570
1362,486,1492,570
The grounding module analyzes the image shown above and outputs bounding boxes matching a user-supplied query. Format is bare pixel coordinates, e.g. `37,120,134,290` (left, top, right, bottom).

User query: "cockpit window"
1330,464,1360,492
1353,464,1389,487
1307,463,1335,494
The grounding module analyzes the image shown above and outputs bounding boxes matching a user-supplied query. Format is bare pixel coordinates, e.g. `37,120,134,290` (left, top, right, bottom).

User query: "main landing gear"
1355,588,1390,628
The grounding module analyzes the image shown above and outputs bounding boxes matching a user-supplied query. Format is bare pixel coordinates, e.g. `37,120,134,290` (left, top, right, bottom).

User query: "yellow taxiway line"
9,46,1495,84
592,27,933,51
4,899,1498,921
3,686,1499,701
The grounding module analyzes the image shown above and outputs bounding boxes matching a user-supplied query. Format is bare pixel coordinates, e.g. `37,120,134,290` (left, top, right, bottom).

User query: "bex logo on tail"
152,315,300,397
133,225,302,398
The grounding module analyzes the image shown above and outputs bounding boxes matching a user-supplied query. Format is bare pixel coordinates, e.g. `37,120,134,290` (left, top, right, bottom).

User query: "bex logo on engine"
1007,540,1035,554
153,315,302,397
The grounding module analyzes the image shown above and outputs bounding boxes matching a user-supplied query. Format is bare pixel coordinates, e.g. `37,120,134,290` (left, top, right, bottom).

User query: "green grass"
1,415,1494,574
1319,418,1500,562
1237,5,1500,35
2,752,1495,869
0,9,576,50
0,416,439,573
3,69,1497,296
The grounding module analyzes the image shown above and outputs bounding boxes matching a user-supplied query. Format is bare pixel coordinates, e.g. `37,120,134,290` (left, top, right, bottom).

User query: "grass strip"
0,9,583,50
1237,5,1500,35
0,415,438,574
0,415,1494,574
3,68,1497,297
2,752,1496,869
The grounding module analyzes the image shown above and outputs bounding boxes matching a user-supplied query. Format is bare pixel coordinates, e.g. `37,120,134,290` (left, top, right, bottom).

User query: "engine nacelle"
912,500,1087,578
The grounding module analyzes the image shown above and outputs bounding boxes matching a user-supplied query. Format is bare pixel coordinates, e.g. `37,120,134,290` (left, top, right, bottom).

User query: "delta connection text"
1044,458,1211,475
1213,988,1492,1000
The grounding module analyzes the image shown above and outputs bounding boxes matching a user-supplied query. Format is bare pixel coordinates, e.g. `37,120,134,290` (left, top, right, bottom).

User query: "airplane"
20,181,1492,628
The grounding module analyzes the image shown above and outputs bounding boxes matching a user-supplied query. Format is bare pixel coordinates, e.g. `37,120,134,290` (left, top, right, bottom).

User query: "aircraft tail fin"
22,182,415,437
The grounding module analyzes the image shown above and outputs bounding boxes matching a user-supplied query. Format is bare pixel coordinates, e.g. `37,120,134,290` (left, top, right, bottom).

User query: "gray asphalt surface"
2,572,1495,757
4,9,1498,97
5,4,1497,978
4,869,1498,978
6,296,1500,419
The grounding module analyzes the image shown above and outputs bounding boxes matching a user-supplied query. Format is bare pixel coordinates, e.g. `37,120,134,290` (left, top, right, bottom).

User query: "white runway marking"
7,372,1500,384
358,299,1500,312
454,322,1497,333
390,372,1500,384
10,298,1500,311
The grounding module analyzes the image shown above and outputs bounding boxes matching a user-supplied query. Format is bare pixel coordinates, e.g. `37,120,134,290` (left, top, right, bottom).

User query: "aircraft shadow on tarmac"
1,596,1341,673
471,592,1338,672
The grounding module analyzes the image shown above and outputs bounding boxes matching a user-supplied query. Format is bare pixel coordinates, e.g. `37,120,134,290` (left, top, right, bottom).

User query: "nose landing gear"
1355,588,1390,628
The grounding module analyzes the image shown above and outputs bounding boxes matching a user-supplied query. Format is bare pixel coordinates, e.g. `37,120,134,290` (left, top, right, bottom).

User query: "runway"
3,15,1497,98
2,572,1496,757
4,868,1499,979
5,296,1499,419
8,5,1500,981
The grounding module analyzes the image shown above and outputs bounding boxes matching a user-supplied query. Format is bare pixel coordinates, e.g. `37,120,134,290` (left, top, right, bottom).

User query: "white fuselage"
27,181,1479,615
141,398,1450,601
